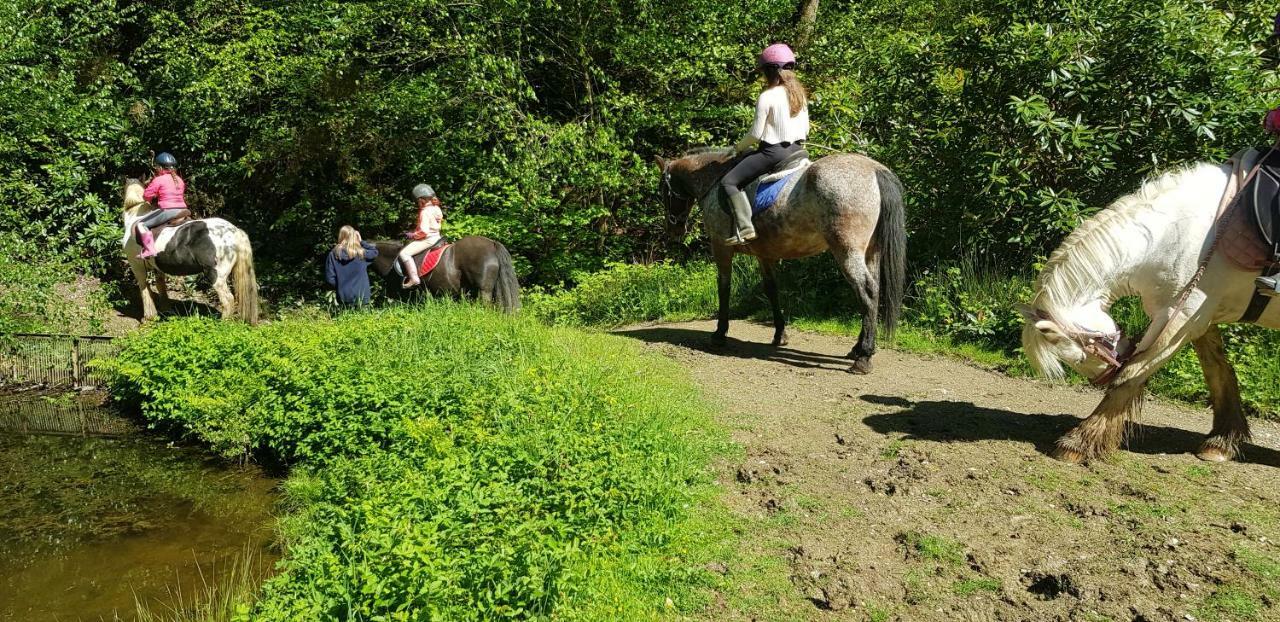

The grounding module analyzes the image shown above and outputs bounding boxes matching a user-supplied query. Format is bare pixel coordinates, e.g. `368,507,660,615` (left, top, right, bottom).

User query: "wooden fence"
1,333,118,389
0,391,134,437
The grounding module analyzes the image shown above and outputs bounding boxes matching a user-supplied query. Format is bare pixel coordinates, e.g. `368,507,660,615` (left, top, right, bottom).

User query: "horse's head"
122,178,148,215
1019,303,1132,386
654,148,735,240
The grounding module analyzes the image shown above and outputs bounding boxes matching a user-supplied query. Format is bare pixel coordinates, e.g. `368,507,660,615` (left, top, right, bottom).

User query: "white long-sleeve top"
738,85,809,150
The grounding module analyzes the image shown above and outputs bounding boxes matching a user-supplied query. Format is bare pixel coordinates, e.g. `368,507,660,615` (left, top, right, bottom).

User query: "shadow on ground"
617,326,855,371
859,394,1280,467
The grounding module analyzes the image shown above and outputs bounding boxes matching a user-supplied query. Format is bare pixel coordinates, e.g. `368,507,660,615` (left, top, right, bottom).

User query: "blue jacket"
324,242,378,305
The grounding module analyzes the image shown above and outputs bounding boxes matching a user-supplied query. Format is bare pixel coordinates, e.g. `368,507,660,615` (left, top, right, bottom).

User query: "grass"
528,259,1280,420
900,532,966,567
133,546,268,622
1196,586,1264,621
951,577,1001,596
104,302,740,620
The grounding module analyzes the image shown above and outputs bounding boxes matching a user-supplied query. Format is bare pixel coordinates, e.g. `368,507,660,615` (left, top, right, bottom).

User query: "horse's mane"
123,178,147,211
1034,163,1214,313
680,146,735,158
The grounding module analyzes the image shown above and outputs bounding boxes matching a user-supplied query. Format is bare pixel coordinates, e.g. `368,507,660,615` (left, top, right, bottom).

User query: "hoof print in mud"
864,449,934,496
1021,570,1081,601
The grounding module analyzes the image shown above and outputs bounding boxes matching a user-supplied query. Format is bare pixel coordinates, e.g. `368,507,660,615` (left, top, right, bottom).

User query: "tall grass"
133,546,270,622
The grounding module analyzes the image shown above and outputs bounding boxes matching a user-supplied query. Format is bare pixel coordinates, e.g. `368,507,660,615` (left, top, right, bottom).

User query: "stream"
0,396,277,621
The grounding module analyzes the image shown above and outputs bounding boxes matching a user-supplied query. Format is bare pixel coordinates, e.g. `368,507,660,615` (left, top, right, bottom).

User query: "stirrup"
1256,275,1280,297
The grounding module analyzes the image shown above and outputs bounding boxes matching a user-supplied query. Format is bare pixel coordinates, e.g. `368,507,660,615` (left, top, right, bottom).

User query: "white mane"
1024,162,1222,378
1034,163,1217,313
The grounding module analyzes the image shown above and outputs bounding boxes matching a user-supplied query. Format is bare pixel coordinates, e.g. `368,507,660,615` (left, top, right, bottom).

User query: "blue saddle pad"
753,172,795,215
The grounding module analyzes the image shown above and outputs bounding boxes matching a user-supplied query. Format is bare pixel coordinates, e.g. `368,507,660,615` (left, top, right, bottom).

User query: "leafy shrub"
527,260,760,328
0,232,111,334
906,259,1035,350
102,303,726,619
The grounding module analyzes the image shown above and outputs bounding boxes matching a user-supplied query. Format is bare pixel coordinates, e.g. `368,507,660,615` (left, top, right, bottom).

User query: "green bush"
906,259,1035,350
102,303,726,619
527,260,759,328
0,232,111,334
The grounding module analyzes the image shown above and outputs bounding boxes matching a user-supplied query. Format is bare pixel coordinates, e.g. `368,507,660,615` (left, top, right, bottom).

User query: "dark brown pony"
371,237,521,312
656,149,906,373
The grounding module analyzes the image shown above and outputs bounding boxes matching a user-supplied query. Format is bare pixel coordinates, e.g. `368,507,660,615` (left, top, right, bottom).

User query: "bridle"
659,161,695,228
1031,307,1130,387
1076,326,1128,386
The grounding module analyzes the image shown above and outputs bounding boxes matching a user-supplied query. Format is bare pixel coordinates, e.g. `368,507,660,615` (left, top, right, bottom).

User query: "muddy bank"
619,320,1280,622
0,407,277,621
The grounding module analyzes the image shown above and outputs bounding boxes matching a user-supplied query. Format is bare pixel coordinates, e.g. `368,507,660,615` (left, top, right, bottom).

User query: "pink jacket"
411,203,443,242
143,173,187,209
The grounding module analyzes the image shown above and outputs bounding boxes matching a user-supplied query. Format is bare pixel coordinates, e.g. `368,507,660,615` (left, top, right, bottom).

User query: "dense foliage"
3,0,1278,289
102,305,726,619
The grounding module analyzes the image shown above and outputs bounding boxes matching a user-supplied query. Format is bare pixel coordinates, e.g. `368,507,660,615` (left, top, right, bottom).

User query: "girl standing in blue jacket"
325,226,379,306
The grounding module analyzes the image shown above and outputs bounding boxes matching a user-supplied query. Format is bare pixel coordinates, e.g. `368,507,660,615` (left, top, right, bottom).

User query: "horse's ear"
653,155,668,170
1033,320,1069,346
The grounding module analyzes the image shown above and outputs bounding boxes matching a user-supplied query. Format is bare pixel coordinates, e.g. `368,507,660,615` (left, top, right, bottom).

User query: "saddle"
1245,147,1280,262
150,213,192,238
1221,148,1280,272
711,149,813,217
391,239,451,278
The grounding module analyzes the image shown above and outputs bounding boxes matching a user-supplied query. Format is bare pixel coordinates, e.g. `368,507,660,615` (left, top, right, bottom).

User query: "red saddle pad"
419,244,451,277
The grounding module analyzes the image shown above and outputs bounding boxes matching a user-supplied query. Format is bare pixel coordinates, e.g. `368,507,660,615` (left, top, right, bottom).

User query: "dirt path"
617,321,1280,622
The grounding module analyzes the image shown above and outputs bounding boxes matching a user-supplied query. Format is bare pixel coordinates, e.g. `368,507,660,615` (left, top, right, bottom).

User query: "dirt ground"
617,321,1280,622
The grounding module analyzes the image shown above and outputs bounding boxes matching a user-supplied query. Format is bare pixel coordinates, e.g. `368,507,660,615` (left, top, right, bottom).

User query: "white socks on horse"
725,188,757,245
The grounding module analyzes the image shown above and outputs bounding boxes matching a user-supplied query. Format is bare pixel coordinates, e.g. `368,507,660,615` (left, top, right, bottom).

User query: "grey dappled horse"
656,149,906,373
371,237,521,313
122,179,259,323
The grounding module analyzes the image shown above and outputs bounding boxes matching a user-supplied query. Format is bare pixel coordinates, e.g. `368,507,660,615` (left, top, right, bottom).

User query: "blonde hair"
334,225,364,259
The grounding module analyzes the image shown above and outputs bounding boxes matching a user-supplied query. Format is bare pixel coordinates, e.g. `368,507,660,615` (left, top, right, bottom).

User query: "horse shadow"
616,325,854,371
859,394,1280,468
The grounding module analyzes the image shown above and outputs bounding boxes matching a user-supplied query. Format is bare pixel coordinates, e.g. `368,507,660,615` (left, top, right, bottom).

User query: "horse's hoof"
772,333,789,347
1051,445,1087,465
847,358,872,374
1196,445,1233,463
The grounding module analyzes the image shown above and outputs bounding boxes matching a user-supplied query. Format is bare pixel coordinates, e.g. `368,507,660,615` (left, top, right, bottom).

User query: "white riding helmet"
412,184,436,200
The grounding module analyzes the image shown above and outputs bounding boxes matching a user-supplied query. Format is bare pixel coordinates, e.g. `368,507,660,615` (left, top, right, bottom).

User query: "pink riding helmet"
759,43,797,67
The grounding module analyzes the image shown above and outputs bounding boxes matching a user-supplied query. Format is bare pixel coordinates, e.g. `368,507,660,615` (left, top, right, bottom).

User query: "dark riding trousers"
720,141,804,195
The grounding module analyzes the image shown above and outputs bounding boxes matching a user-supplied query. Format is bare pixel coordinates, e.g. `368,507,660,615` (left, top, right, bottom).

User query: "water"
0,408,277,621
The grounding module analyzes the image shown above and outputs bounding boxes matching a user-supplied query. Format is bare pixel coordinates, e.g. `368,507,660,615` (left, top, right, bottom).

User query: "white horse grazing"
122,179,259,323
1021,149,1279,463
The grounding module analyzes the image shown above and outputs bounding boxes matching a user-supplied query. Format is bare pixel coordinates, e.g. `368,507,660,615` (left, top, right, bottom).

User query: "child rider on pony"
398,183,445,288
134,152,190,259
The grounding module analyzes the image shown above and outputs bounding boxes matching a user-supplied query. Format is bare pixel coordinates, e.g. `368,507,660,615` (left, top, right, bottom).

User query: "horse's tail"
232,229,260,324
874,167,906,337
492,241,521,313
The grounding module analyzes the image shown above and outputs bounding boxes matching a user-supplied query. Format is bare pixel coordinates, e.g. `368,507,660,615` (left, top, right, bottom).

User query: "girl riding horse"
133,152,190,259
721,43,810,245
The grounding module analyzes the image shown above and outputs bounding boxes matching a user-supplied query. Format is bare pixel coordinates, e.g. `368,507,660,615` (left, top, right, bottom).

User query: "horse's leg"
155,272,170,311
1053,378,1146,464
129,259,157,321
212,265,235,319
1055,310,1210,463
1190,326,1250,462
711,244,733,345
829,243,878,374
757,258,788,346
